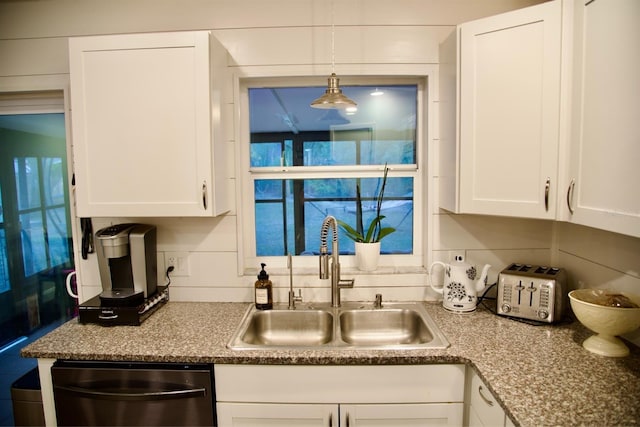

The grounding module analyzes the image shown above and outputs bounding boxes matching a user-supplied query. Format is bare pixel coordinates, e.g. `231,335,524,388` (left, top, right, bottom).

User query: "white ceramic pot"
355,241,381,271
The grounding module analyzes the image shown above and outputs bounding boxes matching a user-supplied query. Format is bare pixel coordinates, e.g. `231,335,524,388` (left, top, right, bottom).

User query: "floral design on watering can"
446,282,466,301
466,266,477,280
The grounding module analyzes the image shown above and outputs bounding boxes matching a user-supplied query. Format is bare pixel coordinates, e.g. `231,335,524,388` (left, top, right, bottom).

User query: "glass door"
0,113,74,347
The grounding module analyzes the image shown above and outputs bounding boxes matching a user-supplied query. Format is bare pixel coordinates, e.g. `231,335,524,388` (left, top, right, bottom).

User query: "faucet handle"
338,278,355,289
374,293,383,309
288,289,303,310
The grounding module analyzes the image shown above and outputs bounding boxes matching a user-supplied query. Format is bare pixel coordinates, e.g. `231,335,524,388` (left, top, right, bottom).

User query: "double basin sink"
227,302,449,350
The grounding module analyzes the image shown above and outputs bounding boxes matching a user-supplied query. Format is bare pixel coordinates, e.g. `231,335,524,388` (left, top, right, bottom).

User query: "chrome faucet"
319,216,354,307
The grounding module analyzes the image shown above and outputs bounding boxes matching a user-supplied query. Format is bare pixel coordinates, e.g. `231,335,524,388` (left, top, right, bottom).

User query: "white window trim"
236,76,430,274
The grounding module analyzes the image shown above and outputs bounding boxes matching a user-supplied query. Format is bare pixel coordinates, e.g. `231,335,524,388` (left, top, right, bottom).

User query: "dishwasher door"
51,360,216,426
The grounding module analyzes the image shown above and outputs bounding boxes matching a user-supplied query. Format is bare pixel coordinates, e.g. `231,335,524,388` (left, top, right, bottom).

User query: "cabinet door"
216,403,338,427
69,31,228,217
342,403,463,427
566,0,640,237
458,1,562,219
466,371,505,427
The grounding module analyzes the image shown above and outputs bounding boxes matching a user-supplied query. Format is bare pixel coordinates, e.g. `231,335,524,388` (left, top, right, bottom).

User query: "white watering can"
428,255,491,313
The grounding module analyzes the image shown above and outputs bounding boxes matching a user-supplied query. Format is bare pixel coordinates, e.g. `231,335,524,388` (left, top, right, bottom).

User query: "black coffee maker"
95,223,158,307
78,223,167,325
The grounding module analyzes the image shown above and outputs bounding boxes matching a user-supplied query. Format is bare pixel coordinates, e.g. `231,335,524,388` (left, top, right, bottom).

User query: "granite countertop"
22,301,640,426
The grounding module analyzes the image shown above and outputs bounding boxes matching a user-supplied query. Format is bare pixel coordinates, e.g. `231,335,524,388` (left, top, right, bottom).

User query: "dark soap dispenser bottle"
255,263,273,310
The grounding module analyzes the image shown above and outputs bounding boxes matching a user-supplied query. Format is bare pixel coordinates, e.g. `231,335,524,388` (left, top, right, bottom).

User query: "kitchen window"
239,78,425,269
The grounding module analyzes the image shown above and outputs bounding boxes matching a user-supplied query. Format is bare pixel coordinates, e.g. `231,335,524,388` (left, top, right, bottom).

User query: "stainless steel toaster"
497,263,567,323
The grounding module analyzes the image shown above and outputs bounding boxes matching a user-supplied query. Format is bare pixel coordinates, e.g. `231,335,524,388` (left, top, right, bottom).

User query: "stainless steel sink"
227,302,449,350
339,308,434,346
238,309,334,346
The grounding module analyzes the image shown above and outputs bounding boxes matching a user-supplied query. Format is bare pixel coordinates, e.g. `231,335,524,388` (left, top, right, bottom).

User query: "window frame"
238,76,428,272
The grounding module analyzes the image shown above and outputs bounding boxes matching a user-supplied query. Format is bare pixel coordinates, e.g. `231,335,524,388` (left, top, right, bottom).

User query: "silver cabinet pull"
202,181,208,210
478,385,495,407
566,178,575,214
544,177,551,211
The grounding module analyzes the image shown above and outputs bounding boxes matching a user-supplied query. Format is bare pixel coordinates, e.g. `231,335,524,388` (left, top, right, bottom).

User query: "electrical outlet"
451,250,465,262
164,251,190,276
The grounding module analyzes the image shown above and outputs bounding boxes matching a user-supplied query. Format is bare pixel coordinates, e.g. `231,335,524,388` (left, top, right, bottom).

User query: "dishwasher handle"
54,384,207,401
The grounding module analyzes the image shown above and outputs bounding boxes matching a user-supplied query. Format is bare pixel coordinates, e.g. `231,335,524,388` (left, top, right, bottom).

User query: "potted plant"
337,165,396,271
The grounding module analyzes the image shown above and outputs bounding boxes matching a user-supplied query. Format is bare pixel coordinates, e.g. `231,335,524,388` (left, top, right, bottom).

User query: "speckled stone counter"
22,301,640,426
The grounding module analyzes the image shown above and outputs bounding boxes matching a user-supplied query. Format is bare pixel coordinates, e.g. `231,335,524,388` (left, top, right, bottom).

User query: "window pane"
254,177,413,256
15,157,41,210
20,211,47,276
255,179,283,201
255,202,286,256
46,207,70,266
251,141,283,168
303,140,356,166
42,157,65,206
249,85,417,167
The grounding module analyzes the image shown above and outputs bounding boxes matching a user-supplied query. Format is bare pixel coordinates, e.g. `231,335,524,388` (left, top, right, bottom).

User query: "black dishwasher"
51,360,216,426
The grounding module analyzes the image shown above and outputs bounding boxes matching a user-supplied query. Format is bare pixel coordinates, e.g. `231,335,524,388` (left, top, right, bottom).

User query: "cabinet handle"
328,413,333,427
544,177,550,211
346,412,350,427
202,181,208,210
478,385,495,407
566,179,575,214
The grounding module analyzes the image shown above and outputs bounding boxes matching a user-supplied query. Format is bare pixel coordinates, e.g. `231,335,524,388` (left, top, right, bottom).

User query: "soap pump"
254,263,273,310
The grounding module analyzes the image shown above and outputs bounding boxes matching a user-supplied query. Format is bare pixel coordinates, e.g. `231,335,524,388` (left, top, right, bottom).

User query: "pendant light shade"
310,0,357,110
310,73,357,109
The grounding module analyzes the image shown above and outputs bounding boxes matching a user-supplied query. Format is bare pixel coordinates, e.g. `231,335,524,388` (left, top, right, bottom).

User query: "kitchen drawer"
468,370,505,427
215,364,464,404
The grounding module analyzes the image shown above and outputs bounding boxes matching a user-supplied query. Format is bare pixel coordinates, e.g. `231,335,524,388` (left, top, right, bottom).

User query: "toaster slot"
526,282,536,306
515,281,525,305
506,263,533,272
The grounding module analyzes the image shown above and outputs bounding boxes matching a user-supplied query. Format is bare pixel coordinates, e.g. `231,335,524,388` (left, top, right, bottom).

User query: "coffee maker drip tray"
99,289,145,307
79,286,169,326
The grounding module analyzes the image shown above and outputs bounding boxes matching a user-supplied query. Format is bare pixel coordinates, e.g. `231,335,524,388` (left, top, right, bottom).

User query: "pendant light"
310,0,357,110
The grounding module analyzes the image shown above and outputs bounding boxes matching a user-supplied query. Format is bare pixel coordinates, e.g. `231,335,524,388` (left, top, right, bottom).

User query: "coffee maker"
79,223,168,325
95,223,157,306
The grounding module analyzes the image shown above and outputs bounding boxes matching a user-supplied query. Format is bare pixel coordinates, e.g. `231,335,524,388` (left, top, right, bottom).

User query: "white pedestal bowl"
569,289,640,357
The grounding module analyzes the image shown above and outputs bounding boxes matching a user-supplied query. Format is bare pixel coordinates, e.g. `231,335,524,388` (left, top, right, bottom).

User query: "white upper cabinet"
565,0,640,237
69,31,229,217
439,1,564,219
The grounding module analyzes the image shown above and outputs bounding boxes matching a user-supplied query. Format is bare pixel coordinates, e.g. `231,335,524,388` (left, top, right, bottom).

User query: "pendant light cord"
331,0,335,74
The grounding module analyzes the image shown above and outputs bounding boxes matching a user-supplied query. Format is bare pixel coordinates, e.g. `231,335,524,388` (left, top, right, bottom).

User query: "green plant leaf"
377,227,396,241
364,216,383,243
337,219,365,242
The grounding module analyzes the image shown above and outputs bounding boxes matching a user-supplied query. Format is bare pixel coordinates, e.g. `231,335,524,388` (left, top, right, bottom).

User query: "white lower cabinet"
217,402,461,427
216,403,337,427
215,365,465,427
464,369,511,427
